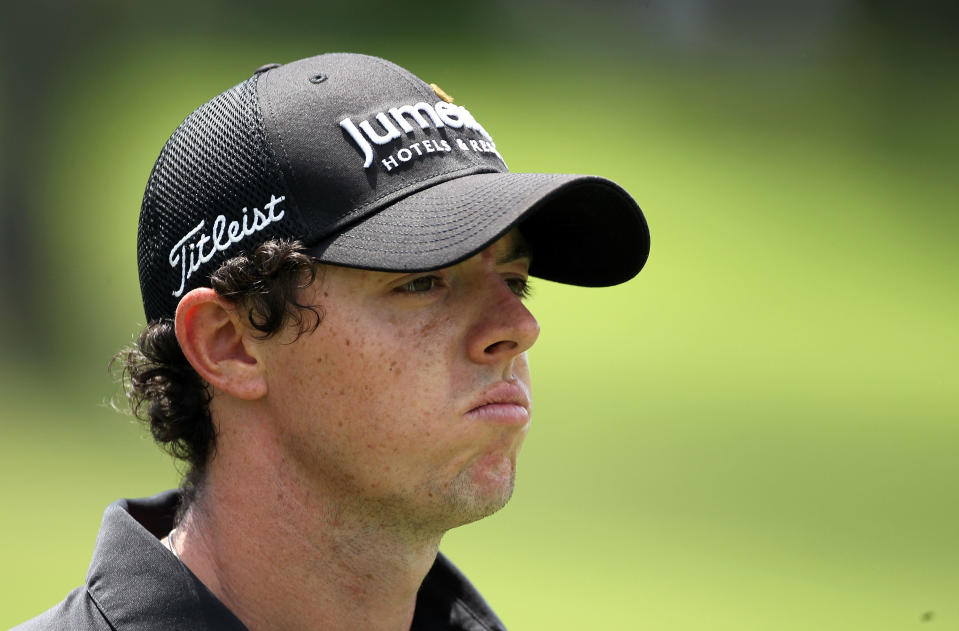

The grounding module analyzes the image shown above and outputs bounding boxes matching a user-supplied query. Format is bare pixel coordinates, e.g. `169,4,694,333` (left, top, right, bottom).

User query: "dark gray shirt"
14,491,507,631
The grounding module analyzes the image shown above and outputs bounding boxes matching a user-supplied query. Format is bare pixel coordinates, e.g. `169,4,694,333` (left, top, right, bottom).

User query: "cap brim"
307,172,650,287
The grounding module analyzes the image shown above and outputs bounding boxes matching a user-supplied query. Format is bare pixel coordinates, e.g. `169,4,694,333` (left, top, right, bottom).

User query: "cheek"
277,319,455,446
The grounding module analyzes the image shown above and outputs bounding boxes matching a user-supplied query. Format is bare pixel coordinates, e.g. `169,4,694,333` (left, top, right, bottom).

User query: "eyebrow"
496,234,533,265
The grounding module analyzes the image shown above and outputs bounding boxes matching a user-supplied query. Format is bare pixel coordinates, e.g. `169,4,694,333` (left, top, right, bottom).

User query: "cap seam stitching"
338,194,508,240
334,164,502,227
337,174,569,232
260,68,297,191
327,206,510,254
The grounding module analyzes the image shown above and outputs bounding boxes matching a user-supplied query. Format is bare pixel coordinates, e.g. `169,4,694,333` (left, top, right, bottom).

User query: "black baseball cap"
138,52,650,322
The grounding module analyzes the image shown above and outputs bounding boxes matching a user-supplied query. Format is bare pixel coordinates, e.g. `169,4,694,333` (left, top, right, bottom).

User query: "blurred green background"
2,1,957,629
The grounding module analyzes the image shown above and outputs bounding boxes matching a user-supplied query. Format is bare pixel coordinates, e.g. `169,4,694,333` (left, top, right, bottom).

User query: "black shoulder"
11,587,111,631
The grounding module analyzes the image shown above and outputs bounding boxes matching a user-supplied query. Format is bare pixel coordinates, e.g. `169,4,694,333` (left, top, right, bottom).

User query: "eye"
505,276,532,299
396,275,441,294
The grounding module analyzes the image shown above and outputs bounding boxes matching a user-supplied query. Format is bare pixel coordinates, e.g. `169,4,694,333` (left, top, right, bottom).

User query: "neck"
169,429,443,631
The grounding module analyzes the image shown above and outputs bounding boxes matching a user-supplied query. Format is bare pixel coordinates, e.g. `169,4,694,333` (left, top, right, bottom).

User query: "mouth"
465,380,531,425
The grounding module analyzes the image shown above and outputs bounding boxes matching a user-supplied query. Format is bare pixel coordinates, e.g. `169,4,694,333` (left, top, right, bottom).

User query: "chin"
441,457,517,528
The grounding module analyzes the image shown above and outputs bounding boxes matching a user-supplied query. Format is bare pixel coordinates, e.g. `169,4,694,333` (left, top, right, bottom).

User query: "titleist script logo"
340,100,493,169
169,194,287,297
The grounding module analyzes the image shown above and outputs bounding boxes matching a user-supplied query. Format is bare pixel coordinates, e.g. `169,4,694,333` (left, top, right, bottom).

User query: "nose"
466,275,540,366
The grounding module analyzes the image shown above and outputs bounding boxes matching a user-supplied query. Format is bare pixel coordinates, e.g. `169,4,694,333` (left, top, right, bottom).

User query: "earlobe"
174,288,268,401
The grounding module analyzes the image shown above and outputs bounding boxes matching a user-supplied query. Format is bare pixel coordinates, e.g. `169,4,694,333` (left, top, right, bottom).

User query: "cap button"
253,63,281,74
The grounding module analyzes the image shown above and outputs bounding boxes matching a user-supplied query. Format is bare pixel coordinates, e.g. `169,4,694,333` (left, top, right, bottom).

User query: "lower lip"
465,403,530,425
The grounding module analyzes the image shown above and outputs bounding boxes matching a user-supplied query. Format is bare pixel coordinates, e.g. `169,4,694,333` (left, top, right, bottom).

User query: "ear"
174,288,268,401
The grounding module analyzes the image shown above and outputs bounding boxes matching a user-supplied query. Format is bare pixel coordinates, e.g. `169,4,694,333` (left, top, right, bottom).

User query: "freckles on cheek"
415,317,439,337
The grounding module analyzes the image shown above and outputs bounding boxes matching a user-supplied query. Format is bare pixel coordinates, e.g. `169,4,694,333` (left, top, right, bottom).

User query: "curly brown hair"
116,239,322,507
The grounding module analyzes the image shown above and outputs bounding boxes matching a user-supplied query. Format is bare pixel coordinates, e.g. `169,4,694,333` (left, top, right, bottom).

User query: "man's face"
255,229,539,534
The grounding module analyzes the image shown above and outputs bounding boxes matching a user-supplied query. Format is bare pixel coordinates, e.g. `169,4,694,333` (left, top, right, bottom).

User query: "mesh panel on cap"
138,75,303,322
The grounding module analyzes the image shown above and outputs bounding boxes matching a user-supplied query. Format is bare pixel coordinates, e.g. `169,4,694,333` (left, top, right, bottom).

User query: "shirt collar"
85,490,246,631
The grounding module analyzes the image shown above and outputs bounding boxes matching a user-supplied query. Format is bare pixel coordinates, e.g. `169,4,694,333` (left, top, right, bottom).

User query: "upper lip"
467,380,531,413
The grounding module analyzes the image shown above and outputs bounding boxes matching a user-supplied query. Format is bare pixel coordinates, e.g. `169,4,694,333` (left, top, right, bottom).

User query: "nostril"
484,340,518,355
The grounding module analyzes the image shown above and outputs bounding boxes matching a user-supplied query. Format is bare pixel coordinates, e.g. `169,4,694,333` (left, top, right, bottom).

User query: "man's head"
126,52,648,522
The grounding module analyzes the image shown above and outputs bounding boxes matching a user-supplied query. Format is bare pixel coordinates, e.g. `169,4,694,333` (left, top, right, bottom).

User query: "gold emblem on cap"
430,83,454,103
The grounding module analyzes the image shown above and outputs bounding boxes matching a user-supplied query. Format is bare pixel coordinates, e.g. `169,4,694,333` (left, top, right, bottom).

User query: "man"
17,52,649,630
